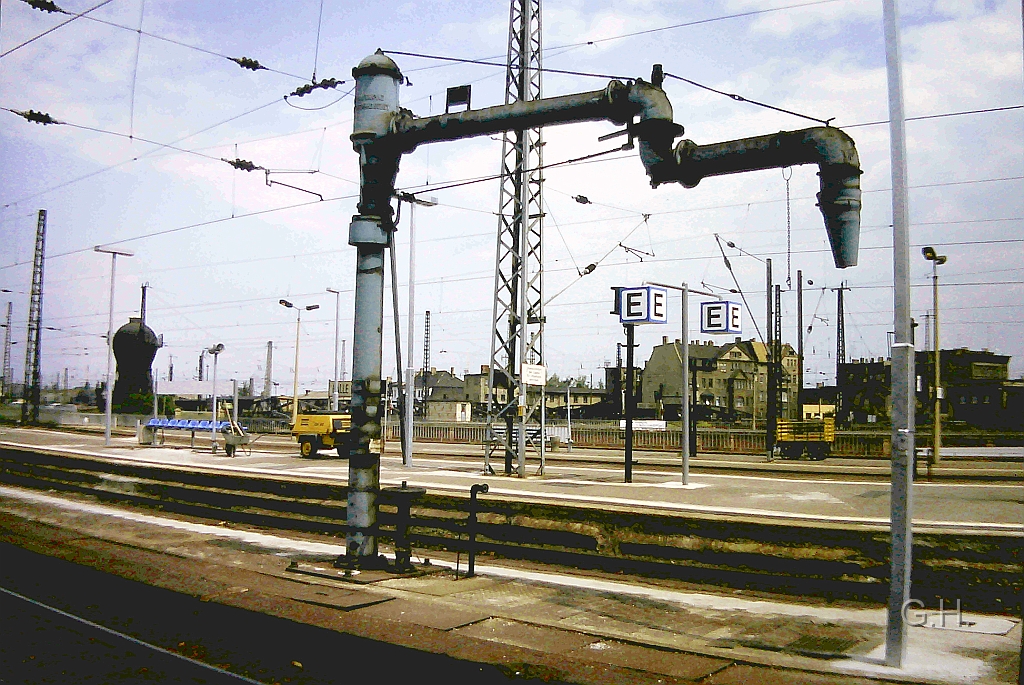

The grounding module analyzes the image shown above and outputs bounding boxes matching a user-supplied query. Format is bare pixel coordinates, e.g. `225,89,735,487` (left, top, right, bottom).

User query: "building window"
736,396,745,407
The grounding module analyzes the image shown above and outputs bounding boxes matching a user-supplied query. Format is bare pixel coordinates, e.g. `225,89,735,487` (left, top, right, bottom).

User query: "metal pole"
210,352,218,452
624,323,634,483
232,378,239,424
681,283,689,485
328,288,341,412
797,269,804,417
292,310,301,427
932,261,941,471
405,202,417,467
765,258,775,459
883,0,915,668
566,384,571,452
103,254,117,446
388,230,406,465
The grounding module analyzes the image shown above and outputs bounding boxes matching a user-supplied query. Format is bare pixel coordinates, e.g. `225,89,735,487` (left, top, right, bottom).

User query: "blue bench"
146,419,235,432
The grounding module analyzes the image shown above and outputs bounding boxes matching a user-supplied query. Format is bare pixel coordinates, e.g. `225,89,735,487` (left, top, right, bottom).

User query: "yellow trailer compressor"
292,413,351,457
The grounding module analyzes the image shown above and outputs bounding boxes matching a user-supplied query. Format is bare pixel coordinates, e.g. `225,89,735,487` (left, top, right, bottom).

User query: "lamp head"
279,299,294,308
208,343,225,355
922,246,947,264
306,304,320,311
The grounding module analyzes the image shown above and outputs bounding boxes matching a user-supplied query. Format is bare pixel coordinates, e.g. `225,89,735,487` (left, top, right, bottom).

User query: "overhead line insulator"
230,56,266,72
288,77,345,98
22,0,63,13
222,158,261,172
9,109,59,125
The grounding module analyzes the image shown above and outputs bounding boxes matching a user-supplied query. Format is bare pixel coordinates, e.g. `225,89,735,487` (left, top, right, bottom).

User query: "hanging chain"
783,166,793,290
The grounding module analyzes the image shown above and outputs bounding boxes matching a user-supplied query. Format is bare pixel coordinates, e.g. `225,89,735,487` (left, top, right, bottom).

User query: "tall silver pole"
883,0,915,668
404,203,417,467
292,310,301,427
566,384,571,452
210,352,218,452
932,261,941,471
328,288,341,412
681,283,689,485
103,254,117,446
232,378,239,424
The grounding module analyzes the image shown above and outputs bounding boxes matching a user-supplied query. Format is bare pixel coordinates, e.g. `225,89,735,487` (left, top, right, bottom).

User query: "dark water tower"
112,285,161,407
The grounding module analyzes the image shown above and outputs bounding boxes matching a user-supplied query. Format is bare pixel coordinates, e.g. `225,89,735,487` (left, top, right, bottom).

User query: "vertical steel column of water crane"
345,50,404,566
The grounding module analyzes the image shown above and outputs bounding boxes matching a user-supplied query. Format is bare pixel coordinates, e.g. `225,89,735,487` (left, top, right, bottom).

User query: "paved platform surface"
0,483,1019,685
2,427,1021,534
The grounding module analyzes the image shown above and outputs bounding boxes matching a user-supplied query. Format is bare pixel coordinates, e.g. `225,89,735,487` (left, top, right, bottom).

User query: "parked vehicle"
292,413,351,457
775,418,835,460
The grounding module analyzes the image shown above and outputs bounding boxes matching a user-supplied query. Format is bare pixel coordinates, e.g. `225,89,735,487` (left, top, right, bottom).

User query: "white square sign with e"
618,286,668,324
700,300,742,334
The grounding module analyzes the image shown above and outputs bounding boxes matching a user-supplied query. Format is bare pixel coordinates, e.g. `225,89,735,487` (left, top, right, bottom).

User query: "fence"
381,421,891,457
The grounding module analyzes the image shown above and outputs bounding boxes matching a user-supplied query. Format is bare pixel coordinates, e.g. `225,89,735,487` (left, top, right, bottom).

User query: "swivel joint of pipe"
626,69,683,188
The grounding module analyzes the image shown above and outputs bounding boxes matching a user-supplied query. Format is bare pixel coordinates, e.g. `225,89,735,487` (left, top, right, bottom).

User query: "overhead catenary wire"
60,5,308,80
127,0,145,140
1,0,114,59
713,234,764,344
1,98,283,208
663,72,832,125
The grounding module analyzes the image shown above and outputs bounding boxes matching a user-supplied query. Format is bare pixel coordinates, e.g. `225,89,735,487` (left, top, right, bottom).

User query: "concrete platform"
0,483,1019,685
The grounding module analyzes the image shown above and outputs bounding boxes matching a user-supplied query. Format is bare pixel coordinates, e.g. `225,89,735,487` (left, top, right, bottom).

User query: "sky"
1,0,1022,396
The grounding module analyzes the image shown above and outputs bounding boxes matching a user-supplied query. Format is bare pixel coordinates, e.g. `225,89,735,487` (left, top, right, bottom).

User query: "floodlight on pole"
280,299,318,426
327,288,341,411
94,245,134,447
397,191,438,468
922,246,946,476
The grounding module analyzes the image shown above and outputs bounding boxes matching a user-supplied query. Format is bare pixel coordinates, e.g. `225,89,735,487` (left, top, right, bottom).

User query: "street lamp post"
94,245,134,446
326,288,341,412
280,299,319,427
922,247,946,476
398,192,437,467
207,343,224,452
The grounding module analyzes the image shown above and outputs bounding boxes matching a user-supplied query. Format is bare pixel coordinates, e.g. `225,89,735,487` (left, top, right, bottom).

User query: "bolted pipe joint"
669,127,862,268
627,77,683,188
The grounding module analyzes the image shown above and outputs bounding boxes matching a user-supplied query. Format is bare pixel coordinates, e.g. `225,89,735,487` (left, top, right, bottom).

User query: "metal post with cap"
279,299,319,428
922,246,946,477
94,245,134,446
207,343,224,451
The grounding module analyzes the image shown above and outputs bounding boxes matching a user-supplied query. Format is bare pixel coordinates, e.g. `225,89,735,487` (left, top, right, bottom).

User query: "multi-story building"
838,348,1021,429
640,336,800,423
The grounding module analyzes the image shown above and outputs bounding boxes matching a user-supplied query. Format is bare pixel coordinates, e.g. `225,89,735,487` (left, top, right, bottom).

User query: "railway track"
1,443,1020,614
121,428,1023,483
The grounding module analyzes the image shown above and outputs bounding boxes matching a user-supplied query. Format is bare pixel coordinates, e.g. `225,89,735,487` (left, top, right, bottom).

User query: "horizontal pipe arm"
390,80,673,152
655,127,862,268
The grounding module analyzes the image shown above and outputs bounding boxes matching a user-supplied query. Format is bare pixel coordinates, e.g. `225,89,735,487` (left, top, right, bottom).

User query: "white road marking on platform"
749,491,846,504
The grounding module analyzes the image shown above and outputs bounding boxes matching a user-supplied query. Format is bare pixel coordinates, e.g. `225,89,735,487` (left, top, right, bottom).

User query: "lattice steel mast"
486,0,546,478
22,210,46,424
